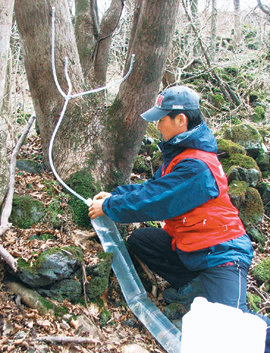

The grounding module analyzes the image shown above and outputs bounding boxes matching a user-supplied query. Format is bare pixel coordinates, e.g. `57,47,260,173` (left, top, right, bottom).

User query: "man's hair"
168,109,204,130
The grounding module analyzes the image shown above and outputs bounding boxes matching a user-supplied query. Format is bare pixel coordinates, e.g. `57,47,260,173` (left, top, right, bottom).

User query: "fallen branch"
0,114,35,271
36,336,95,344
7,281,55,315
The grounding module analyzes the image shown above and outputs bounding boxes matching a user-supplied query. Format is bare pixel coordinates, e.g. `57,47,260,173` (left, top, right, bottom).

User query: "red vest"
162,149,246,252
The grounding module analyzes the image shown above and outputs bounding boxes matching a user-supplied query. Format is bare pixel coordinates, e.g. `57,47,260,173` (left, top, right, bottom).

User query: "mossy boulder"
258,182,270,217
251,258,270,289
217,139,246,159
252,106,266,123
66,170,100,228
255,151,270,172
38,278,82,303
221,153,260,173
85,252,113,299
10,194,46,229
223,124,264,158
16,159,43,174
227,166,261,188
17,246,83,287
229,181,264,227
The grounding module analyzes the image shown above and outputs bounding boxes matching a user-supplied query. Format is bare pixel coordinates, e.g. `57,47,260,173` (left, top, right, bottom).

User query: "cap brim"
140,106,171,122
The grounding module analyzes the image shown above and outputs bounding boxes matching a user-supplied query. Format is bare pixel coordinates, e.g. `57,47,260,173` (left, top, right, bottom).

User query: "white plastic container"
181,297,267,353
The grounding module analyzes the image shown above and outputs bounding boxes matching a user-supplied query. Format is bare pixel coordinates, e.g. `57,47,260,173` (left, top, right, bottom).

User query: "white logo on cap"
172,104,184,109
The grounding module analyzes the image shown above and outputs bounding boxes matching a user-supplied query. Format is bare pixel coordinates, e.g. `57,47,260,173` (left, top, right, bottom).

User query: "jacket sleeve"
102,159,219,223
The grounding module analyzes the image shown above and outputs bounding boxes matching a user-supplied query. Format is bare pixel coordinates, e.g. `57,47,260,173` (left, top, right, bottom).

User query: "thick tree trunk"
15,0,180,190
100,0,180,187
14,0,101,180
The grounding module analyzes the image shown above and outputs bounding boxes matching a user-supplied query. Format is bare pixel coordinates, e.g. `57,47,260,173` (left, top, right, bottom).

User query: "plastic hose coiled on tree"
49,7,182,352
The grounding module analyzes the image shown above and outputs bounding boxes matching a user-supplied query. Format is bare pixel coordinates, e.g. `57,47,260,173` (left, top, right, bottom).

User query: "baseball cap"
141,86,200,122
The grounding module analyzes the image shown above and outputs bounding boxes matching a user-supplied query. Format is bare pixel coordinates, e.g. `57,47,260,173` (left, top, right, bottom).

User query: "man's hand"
93,192,112,201
89,192,112,219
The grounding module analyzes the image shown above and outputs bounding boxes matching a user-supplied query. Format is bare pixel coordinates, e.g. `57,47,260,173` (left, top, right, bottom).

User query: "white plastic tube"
92,216,182,353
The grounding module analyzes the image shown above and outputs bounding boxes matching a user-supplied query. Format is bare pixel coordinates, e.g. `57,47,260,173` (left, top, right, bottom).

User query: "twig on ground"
0,114,36,271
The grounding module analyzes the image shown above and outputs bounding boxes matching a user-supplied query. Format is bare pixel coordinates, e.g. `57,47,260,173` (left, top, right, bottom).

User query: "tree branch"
0,114,35,271
36,336,95,344
181,0,241,106
257,0,270,15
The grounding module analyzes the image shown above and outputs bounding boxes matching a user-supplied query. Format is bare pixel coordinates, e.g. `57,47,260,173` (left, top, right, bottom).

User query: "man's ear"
176,114,188,128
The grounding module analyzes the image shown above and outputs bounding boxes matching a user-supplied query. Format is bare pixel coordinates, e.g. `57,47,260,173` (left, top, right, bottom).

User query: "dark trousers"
127,227,270,353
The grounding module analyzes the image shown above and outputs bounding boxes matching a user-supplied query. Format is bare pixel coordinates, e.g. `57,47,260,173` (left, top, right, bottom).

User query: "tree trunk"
210,0,217,62
0,0,15,110
0,0,14,205
15,0,180,190
75,0,124,87
233,0,241,49
100,0,180,187
14,0,100,180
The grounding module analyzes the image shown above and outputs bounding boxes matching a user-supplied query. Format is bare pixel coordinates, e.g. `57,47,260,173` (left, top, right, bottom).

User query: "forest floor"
0,133,270,353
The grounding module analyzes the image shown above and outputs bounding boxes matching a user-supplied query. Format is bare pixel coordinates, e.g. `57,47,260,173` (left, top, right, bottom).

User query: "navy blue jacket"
103,122,253,270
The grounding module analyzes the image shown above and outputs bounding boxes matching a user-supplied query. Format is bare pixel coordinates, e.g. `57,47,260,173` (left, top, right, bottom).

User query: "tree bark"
233,0,241,49
75,0,124,87
210,0,217,62
14,0,99,179
101,0,180,187
0,0,14,208
15,0,180,190
0,0,15,110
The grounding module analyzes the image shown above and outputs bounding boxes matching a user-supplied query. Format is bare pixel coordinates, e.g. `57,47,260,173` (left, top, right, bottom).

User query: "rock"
164,303,187,320
74,314,99,337
17,246,83,287
38,278,82,303
10,194,46,229
221,153,261,175
255,151,270,172
252,258,270,289
217,138,246,159
16,159,43,174
85,252,113,299
227,166,261,187
258,182,270,217
223,123,265,158
246,227,266,247
229,181,264,227
122,344,149,353
0,118,9,206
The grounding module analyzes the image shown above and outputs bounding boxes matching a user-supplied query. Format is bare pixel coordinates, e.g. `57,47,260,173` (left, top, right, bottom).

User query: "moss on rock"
10,194,46,229
221,153,260,174
66,170,100,228
217,139,246,159
252,258,270,287
86,252,113,299
223,124,263,154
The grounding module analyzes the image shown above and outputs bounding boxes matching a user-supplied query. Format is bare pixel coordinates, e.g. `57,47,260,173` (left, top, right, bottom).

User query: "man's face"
157,114,188,141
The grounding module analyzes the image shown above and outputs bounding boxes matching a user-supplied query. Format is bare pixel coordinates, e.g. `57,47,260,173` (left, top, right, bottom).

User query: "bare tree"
15,0,180,188
0,0,14,206
233,0,241,48
257,0,270,16
210,0,217,62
